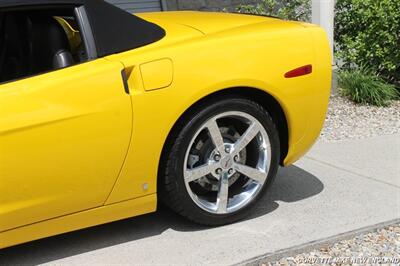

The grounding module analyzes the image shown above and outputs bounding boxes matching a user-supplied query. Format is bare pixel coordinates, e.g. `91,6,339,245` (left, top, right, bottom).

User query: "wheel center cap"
220,155,233,170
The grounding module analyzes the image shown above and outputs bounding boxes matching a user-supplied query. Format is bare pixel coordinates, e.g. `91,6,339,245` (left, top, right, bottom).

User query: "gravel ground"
261,224,400,266
319,95,400,142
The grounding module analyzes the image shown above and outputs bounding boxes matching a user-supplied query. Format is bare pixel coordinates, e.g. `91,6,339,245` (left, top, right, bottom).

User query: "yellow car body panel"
0,59,133,233
1,194,156,249
104,12,331,204
0,11,331,248
140,58,174,91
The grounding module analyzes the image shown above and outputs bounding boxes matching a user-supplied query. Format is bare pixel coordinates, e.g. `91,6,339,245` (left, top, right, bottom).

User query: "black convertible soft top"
0,0,166,57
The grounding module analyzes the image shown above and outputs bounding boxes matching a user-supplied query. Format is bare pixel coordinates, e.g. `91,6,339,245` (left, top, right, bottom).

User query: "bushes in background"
338,68,397,107
236,0,311,21
335,0,400,89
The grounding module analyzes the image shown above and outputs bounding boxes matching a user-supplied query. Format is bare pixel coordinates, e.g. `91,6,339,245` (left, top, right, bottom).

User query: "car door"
0,58,132,232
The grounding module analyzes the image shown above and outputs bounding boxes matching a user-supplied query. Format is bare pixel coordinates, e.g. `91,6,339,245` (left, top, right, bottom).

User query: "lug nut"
228,169,234,175
214,154,221,161
225,147,230,153
216,168,222,175
234,155,239,162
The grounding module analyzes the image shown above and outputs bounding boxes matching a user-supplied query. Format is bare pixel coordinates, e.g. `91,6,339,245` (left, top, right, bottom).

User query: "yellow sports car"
0,0,331,248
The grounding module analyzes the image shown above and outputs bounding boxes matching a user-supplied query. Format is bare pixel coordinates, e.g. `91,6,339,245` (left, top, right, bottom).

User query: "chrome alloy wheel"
183,111,272,214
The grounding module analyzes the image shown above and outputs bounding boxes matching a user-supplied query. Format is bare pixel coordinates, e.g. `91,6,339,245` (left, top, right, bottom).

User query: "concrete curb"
236,218,400,266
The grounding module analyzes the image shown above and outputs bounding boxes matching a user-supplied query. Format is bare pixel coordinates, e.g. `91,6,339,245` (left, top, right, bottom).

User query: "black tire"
158,97,280,226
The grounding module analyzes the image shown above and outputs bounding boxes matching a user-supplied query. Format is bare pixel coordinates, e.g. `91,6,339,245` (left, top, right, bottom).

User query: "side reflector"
284,64,312,78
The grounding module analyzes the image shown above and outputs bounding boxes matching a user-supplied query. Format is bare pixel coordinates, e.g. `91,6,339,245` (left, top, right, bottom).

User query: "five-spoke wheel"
159,97,280,225
183,111,271,214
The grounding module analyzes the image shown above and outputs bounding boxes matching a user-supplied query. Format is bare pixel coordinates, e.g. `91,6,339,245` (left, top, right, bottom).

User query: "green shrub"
236,0,311,21
335,0,400,89
338,69,397,107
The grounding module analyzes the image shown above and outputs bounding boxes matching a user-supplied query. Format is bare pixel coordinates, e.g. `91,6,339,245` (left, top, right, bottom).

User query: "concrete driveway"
1,134,399,265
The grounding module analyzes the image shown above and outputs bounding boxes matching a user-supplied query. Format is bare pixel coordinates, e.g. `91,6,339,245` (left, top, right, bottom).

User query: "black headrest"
28,16,70,73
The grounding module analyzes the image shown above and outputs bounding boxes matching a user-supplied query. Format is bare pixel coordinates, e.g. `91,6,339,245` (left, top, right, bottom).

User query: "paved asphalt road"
1,134,399,265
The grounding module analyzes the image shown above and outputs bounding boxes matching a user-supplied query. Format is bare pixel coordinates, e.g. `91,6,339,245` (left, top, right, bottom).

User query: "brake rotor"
187,126,247,192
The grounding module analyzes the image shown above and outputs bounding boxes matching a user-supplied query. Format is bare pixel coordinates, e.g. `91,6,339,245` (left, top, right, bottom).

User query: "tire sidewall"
167,97,280,225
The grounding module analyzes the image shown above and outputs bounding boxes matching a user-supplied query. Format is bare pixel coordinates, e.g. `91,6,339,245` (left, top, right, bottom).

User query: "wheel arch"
158,87,289,189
